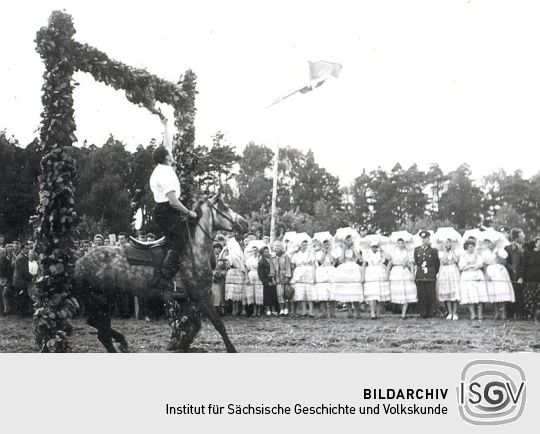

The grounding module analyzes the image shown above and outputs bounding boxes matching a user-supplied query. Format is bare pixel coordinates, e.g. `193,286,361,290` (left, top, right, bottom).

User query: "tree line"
1,129,539,241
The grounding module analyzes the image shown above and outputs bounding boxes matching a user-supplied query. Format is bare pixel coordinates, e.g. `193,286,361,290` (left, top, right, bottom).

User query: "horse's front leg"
198,297,237,353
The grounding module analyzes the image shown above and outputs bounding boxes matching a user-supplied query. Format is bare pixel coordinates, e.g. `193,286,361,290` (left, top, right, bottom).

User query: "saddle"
123,237,188,299
124,236,168,267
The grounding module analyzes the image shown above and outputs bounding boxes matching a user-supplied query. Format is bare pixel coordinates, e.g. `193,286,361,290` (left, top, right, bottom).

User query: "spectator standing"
0,247,14,315
269,241,292,316
12,243,33,317
504,228,526,320
258,246,279,316
521,236,540,320
413,231,440,318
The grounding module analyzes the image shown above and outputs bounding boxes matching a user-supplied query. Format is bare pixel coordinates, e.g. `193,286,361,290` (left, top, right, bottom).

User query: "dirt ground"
1,312,538,353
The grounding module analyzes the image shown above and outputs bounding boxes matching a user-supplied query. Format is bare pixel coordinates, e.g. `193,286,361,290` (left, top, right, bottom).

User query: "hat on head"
419,230,430,239
369,239,379,247
359,225,368,232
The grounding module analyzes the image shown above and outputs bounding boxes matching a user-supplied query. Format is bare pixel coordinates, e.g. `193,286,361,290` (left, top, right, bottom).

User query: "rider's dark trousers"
153,202,187,250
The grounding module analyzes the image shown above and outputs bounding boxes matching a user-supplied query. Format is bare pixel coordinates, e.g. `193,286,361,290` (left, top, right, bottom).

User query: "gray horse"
74,193,248,352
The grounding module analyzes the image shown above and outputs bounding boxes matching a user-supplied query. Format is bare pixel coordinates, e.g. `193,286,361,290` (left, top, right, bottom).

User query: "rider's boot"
155,249,179,293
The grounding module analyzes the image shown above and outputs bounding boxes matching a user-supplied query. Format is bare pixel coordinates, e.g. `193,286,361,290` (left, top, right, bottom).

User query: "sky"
1,0,540,185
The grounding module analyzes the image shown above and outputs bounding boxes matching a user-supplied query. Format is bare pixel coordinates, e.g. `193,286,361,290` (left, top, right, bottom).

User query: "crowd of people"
1,225,539,323
0,231,157,319
210,225,540,322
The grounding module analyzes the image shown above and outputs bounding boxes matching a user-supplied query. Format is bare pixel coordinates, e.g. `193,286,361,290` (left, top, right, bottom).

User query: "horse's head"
206,192,248,234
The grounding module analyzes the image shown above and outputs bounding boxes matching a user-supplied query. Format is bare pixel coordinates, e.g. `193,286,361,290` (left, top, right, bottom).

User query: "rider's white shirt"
149,164,181,203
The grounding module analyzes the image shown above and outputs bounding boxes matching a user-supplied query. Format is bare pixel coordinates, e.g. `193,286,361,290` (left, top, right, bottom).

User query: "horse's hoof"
166,340,184,352
119,344,130,353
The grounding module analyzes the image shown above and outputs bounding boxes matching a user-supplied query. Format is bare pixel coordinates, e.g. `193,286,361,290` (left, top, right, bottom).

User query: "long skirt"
437,264,461,302
523,282,540,318
292,265,316,302
459,270,489,304
333,262,363,302
485,264,515,303
245,269,264,305
225,269,244,302
315,265,336,302
389,265,417,304
364,264,391,302
263,283,278,307
211,281,225,307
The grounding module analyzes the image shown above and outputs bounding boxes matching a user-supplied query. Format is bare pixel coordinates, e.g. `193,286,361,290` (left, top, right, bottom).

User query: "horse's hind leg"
88,313,116,353
110,328,129,353
198,298,237,353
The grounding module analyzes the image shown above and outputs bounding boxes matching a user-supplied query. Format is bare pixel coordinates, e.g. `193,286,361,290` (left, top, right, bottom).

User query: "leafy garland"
172,70,198,207
169,70,199,348
34,11,79,352
34,10,198,351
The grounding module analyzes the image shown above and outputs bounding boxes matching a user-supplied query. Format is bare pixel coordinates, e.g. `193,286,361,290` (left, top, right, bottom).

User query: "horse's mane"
193,198,207,214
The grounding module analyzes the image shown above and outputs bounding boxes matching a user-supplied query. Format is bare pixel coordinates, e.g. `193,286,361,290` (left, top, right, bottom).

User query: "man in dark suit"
12,242,32,317
414,231,440,318
0,246,13,315
504,228,525,320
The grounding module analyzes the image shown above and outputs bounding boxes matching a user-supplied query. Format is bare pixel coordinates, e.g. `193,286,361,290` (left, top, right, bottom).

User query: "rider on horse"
149,116,197,292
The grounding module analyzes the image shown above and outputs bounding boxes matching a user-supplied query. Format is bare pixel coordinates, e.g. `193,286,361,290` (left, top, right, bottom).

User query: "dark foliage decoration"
172,70,198,207
34,10,198,351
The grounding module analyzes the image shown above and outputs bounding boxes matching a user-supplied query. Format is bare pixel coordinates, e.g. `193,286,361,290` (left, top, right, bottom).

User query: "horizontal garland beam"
71,41,187,111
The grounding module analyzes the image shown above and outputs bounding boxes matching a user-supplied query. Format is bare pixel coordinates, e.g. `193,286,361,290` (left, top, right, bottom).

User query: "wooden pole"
270,141,279,244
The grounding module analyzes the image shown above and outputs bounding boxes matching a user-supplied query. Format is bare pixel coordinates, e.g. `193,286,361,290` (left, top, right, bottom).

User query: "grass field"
1,312,538,353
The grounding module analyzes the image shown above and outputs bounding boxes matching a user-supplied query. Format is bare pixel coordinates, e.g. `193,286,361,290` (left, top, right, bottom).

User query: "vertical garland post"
167,70,200,350
172,69,198,207
34,11,80,352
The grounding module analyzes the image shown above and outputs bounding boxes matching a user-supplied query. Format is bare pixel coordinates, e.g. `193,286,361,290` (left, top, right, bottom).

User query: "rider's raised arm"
160,113,172,152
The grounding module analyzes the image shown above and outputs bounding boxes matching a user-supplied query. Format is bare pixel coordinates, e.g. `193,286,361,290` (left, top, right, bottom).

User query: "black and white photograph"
1,0,539,355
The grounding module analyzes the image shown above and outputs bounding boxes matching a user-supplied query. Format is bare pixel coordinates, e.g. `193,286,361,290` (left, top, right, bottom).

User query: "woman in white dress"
333,235,364,318
458,239,489,321
291,239,317,317
362,241,392,319
224,238,246,316
315,239,336,318
481,239,515,320
388,239,416,319
436,239,461,320
245,245,264,316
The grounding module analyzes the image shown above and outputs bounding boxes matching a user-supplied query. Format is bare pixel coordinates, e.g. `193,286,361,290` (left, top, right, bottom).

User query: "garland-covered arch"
34,10,197,351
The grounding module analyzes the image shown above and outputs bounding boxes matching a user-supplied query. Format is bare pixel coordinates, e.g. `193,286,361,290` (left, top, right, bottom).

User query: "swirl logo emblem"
457,360,526,425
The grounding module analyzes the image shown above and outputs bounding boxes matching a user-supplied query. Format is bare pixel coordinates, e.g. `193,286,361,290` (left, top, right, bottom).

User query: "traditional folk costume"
333,247,363,302
436,249,461,302
363,249,391,302
245,253,264,305
481,248,515,303
291,249,316,302
389,248,417,304
315,250,336,302
458,251,489,305
224,240,246,302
